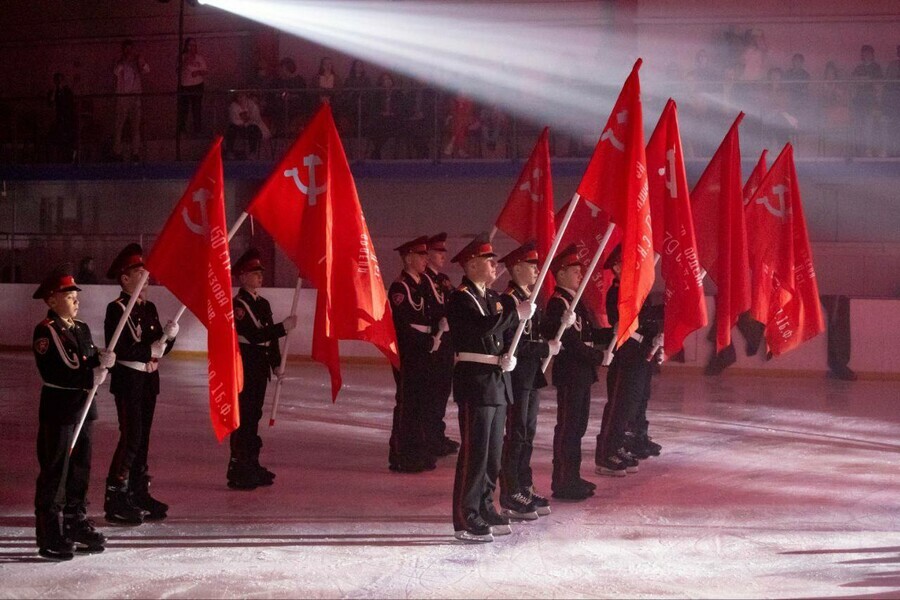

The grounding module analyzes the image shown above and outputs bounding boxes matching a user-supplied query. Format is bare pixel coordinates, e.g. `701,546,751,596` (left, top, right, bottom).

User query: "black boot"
249,439,275,486
35,511,74,561
227,457,259,490
63,510,106,552
104,479,145,525
132,474,168,520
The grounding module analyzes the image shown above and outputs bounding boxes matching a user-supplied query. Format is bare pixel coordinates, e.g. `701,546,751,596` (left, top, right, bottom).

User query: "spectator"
479,104,508,159
113,40,149,161
851,44,884,156
178,37,208,137
370,72,402,159
401,83,436,159
819,61,851,157
739,29,768,82
764,67,796,148
316,56,339,106
340,59,372,137
784,53,811,118
76,256,99,284
442,94,476,158
225,92,269,159
272,57,308,135
883,45,900,156
47,72,77,162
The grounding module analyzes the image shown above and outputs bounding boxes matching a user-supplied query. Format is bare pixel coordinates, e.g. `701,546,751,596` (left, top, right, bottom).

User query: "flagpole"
541,220,616,373
506,192,582,360
269,276,303,426
159,211,251,344
69,269,150,455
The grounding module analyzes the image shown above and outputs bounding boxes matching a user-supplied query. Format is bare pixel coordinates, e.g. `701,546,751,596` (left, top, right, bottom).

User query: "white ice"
1,351,898,598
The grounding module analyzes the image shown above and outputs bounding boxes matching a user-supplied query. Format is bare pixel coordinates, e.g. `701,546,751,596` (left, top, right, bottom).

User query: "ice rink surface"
1,351,898,599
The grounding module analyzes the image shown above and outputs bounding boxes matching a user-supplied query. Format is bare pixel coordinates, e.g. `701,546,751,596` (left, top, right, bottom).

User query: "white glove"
652,333,664,348
516,301,536,321
282,315,297,332
93,367,108,387
500,353,517,372
98,350,116,369
150,340,166,359
562,310,577,330
430,336,442,353
601,349,614,367
547,339,562,356
438,317,450,333
163,320,180,339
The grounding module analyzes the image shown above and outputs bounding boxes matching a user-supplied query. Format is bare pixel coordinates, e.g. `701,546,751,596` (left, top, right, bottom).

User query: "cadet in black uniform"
32,267,114,560
447,234,534,543
388,236,440,473
543,244,612,500
228,248,296,489
497,242,560,519
104,244,177,524
421,232,459,457
595,246,663,476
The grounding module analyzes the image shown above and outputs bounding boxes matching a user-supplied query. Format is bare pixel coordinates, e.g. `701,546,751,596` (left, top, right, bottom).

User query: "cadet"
497,242,560,519
595,246,663,476
32,267,114,560
104,244,177,524
388,236,440,473
543,244,611,500
447,234,534,542
421,232,459,457
228,248,296,490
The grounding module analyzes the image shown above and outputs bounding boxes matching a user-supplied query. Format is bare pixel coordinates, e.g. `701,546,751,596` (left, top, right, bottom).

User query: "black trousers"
389,360,430,467
423,347,453,449
552,383,591,492
177,83,204,133
452,402,505,531
597,346,648,461
35,419,93,515
108,387,157,484
626,363,654,438
501,386,540,495
225,123,262,156
230,354,268,463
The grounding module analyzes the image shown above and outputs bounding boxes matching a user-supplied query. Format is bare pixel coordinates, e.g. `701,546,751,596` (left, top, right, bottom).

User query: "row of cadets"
31,267,115,560
388,236,443,473
447,234,535,542
497,242,560,519
421,233,460,458
103,244,178,525
543,244,614,501
227,248,296,490
595,247,664,477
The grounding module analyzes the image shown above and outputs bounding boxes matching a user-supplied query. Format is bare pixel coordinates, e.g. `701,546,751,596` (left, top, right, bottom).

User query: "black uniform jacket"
389,270,437,364
33,311,101,424
544,286,612,387
105,292,174,397
233,288,285,375
606,280,664,360
423,266,455,350
447,277,520,406
499,283,549,391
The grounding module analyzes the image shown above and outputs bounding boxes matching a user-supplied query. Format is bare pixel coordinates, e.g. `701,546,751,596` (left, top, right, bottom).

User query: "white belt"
42,381,86,391
238,336,269,346
118,360,159,373
455,352,501,366
630,332,644,344
409,324,431,334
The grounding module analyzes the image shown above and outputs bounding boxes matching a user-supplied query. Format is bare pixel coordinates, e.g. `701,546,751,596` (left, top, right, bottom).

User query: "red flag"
743,149,768,210
145,137,243,441
646,99,707,355
574,58,652,346
494,127,556,299
690,113,750,353
245,104,399,400
746,144,824,355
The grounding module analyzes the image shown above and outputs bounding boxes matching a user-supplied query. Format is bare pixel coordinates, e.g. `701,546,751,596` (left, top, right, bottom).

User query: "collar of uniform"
118,290,143,305
556,286,576,301
46,309,75,330
507,282,531,301
238,287,258,302
401,270,422,286
461,276,486,297
425,266,439,278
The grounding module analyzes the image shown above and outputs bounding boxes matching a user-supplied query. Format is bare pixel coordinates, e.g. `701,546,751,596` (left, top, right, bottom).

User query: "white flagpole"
505,192,582,359
541,220,616,373
269,276,303,426
69,269,150,455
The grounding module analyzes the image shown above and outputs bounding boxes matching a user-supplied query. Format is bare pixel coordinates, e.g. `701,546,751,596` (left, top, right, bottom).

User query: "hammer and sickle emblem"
182,188,210,235
585,199,603,218
284,154,326,206
663,148,677,199
518,168,543,202
599,110,628,152
755,184,788,220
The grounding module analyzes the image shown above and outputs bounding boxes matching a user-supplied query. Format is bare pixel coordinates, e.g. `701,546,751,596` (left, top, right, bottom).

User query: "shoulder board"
456,284,467,292
39,318,53,327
